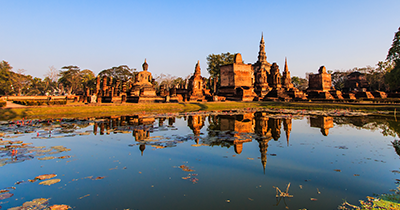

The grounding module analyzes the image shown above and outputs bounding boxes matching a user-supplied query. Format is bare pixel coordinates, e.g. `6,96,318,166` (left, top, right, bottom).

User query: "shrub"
11,99,67,106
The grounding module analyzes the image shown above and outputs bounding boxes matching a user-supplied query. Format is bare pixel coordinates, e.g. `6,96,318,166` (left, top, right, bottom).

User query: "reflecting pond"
0,111,399,209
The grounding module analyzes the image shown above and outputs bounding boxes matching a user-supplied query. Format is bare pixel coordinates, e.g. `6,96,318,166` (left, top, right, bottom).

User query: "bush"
0,101,6,107
12,99,67,106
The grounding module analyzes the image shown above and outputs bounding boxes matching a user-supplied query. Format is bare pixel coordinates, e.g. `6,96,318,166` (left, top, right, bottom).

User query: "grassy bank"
2,101,400,120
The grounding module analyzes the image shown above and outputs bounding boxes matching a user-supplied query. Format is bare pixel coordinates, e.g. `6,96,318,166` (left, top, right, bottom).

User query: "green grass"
339,192,400,209
2,101,400,120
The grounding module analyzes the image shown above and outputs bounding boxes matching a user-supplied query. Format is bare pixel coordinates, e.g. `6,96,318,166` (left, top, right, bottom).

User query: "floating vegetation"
273,183,293,198
0,112,397,209
7,197,71,210
35,174,57,180
0,192,13,200
39,179,61,186
179,165,195,172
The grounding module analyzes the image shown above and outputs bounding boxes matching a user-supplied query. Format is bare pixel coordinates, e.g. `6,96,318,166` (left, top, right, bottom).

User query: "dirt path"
6,101,26,108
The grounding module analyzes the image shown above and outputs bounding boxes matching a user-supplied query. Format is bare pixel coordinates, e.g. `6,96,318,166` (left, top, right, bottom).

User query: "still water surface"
0,112,399,209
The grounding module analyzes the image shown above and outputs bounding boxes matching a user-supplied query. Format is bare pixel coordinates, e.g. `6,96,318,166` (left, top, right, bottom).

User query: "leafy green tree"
0,61,13,95
331,70,349,90
43,76,58,95
358,64,390,91
171,77,185,88
385,66,400,90
385,27,400,91
98,65,135,82
387,27,400,65
291,76,308,91
58,66,82,95
26,77,46,95
206,52,235,80
80,69,96,93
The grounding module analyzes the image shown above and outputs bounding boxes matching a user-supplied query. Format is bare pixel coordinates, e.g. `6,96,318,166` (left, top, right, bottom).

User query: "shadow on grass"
190,103,208,111
0,108,26,121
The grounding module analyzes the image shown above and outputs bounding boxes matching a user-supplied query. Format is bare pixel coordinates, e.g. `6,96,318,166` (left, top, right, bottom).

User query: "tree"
0,61,13,95
331,70,351,90
26,77,46,95
154,73,176,91
171,77,185,88
43,76,57,95
291,76,308,91
384,65,400,90
206,52,235,80
387,27,400,65
58,66,82,95
44,66,59,82
385,27,400,91
98,65,136,82
80,69,96,93
359,65,389,91
12,69,31,96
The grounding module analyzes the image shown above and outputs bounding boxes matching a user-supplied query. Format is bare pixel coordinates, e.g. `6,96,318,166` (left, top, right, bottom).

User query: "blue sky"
1,0,399,79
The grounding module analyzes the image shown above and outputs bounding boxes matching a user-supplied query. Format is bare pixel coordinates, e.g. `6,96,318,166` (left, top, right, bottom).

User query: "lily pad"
35,174,57,180
51,146,71,152
49,204,70,210
15,198,49,209
39,179,61,186
0,189,9,194
92,176,105,180
0,192,13,200
37,156,56,161
179,165,195,172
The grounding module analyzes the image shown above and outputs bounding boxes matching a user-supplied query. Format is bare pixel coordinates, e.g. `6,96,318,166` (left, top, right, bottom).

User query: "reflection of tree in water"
207,115,220,131
335,116,400,157
168,117,175,126
334,116,400,138
159,117,166,127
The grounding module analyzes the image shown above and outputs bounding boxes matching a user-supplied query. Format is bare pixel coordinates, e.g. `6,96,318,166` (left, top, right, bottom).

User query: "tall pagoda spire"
195,60,201,75
284,57,289,73
258,33,267,63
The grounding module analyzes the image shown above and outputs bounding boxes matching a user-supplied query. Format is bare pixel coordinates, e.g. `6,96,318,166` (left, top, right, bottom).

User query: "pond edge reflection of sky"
0,112,399,210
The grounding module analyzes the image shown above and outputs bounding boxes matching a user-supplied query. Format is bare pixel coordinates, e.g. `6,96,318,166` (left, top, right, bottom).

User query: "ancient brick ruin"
307,66,343,100
219,53,257,101
84,34,392,104
217,34,306,101
94,60,164,103
343,71,387,99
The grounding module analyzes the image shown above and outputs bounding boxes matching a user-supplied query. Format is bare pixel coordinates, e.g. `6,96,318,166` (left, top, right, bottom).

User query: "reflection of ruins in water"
187,115,205,144
89,112,400,172
254,112,292,173
132,117,155,156
93,115,156,155
309,116,334,136
205,112,293,173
